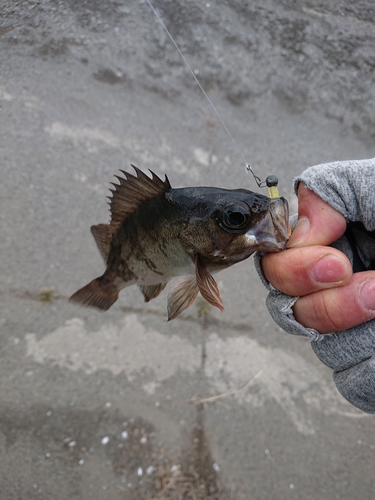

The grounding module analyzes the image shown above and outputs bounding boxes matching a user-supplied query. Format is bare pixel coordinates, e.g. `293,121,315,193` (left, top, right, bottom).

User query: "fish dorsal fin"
91,224,112,262
195,254,224,312
108,165,171,236
139,283,167,302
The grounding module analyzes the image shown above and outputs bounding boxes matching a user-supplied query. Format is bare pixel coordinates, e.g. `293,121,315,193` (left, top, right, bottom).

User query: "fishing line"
144,1,247,166
144,0,280,197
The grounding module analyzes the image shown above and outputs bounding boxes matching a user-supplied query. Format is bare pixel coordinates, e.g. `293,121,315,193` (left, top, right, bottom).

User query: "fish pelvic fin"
69,277,119,311
108,166,171,236
139,283,167,302
91,224,112,262
195,254,224,312
167,277,199,321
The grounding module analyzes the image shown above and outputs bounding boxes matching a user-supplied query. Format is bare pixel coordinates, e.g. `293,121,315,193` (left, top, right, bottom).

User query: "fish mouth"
245,197,290,252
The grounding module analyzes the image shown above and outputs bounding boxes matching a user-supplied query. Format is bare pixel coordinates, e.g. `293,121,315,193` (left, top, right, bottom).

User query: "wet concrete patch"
0,26,12,37
39,38,69,57
0,401,227,499
0,403,154,499
150,409,225,499
93,68,123,85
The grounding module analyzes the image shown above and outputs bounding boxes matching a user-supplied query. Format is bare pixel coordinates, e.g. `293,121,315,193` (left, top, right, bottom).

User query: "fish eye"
219,203,251,232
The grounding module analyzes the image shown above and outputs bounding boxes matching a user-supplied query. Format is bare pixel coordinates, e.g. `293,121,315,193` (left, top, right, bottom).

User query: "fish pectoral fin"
139,283,167,302
91,224,112,262
195,254,224,312
69,276,118,311
167,277,199,321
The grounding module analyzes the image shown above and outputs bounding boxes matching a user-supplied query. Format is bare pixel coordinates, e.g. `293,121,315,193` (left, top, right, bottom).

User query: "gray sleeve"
295,158,375,230
255,158,375,413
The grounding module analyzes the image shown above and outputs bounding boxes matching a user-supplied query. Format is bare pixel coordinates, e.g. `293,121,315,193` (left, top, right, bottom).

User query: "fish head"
213,190,290,260
169,187,290,265
227,194,290,252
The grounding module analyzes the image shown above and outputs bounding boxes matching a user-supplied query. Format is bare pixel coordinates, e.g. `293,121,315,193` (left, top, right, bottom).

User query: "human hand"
261,183,375,334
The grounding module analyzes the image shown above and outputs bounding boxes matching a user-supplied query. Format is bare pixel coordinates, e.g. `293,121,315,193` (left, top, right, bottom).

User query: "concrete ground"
1,1,375,499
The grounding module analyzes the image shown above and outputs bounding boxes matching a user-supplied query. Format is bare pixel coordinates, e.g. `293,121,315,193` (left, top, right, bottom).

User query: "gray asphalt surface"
1,1,375,499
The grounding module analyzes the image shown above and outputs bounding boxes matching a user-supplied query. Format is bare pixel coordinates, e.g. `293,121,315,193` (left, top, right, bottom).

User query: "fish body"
69,166,290,319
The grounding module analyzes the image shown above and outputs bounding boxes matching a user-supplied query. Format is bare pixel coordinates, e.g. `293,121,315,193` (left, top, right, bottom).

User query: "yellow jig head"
246,165,280,199
265,175,280,199
246,165,291,237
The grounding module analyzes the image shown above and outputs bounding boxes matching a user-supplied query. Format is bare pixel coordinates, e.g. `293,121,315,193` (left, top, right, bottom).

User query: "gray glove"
255,158,375,413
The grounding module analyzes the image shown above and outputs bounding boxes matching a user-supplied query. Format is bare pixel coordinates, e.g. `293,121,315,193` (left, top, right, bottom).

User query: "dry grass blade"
188,371,263,405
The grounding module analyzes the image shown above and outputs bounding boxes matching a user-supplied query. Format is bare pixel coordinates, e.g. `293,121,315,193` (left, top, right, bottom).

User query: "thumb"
288,182,347,248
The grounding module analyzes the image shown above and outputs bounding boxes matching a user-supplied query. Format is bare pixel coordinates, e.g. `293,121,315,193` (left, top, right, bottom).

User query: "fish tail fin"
69,277,119,311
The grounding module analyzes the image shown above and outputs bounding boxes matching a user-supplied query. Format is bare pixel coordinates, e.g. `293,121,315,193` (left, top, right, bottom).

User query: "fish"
69,166,290,320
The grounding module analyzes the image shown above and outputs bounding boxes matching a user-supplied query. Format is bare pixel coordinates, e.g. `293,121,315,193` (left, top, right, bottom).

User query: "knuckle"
295,291,346,334
310,293,343,333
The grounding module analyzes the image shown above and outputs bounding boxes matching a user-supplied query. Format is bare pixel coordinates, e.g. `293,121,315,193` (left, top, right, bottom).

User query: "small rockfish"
69,166,290,319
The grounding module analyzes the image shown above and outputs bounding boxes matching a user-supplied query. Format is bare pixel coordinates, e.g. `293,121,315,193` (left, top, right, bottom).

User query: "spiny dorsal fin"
139,283,167,302
195,254,224,312
167,276,199,320
91,224,112,262
108,165,171,236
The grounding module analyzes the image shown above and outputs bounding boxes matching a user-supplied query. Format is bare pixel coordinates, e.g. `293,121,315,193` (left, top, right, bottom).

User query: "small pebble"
213,462,220,472
146,466,155,475
137,467,143,477
121,431,128,439
140,436,147,444
101,436,109,445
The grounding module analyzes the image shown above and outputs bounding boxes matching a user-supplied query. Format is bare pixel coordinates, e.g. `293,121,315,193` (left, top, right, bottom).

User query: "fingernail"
288,217,310,247
359,279,375,311
311,254,349,284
